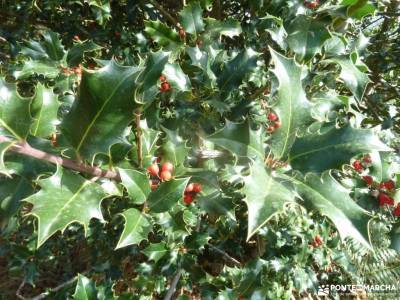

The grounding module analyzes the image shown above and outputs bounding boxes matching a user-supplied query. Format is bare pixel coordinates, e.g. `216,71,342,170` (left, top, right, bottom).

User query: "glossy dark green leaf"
287,15,331,62
0,141,15,177
243,162,294,240
160,127,189,168
0,78,33,140
136,51,169,92
147,177,190,213
30,83,59,138
116,208,152,249
73,274,98,300
61,60,141,161
119,168,151,205
206,120,264,160
13,60,60,79
269,48,312,159
289,124,391,173
24,167,107,247
179,2,205,36
144,20,182,48
142,242,168,263
67,40,102,67
205,18,242,38
162,63,191,92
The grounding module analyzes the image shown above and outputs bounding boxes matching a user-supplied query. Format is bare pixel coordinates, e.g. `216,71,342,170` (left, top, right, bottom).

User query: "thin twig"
163,269,182,300
149,0,179,27
0,135,121,181
16,280,27,300
208,244,241,267
30,276,78,300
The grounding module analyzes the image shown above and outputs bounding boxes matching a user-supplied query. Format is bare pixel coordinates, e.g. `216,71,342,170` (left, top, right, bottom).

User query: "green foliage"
1,0,400,299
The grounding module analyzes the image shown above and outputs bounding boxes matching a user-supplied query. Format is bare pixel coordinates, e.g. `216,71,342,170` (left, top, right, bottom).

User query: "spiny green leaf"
0,78,33,140
269,48,312,159
206,120,264,160
147,177,190,213
142,242,168,263
243,162,294,240
0,141,15,177
116,208,152,249
217,49,259,98
179,2,205,36
132,121,161,167
67,40,102,67
137,50,169,93
144,20,182,48
160,127,189,168
327,54,371,101
283,172,372,248
24,167,107,247
287,15,331,62
30,83,59,138
13,60,60,79
21,31,65,61
162,63,191,92
73,274,98,300
289,124,391,173
119,168,151,205
61,60,141,161
204,18,242,38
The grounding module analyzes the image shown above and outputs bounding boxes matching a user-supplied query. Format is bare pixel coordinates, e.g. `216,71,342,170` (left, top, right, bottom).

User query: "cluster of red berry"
147,161,174,190
159,75,171,93
304,0,319,9
183,182,202,205
352,156,399,216
267,112,281,133
60,64,82,77
178,26,186,40
311,235,323,248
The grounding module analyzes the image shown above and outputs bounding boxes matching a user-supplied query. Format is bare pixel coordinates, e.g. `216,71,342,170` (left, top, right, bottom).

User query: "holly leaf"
162,63,191,92
217,49,259,98
284,172,372,248
115,208,152,249
136,50,169,93
147,177,190,213
160,127,189,168
242,162,294,240
269,48,312,159
0,78,33,140
119,168,151,205
24,167,107,247
13,60,60,79
144,20,182,48
289,124,391,173
61,60,141,161
30,83,59,138
205,18,242,38
287,15,331,62
206,120,264,160
73,274,98,300
0,141,15,177
67,40,102,67
131,121,161,167
21,31,65,61
0,176,34,229
142,242,168,263
179,2,205,36
327,54,371,101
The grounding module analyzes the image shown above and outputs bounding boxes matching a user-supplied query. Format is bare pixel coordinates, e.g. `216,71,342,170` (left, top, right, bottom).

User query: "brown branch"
149,0,179,27
163,269,182,300
0,135,121,181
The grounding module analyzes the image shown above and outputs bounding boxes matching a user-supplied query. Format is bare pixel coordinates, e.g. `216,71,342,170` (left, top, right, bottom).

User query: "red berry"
352,160,363,172
378,193,394,206
115,31,121,38
73,35,81,41
160,81,171,92
161,162,174,173
263,88,270,96
305,0,319,9
267,125,275,133
185,183,194,193
363,155,372,164
383,180,395,190
160,170,172,181
267,112,278,121
184,194,194,205
147,164,159,176
394,204,400,217
274,120,281,129
159,75,166,82
193,183,202,193
362,176,373,186
314,235,323,246
179,28,186,39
